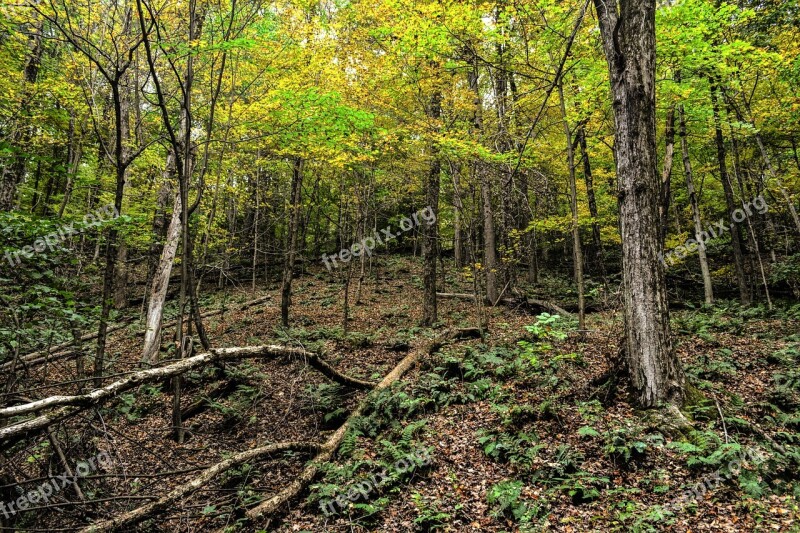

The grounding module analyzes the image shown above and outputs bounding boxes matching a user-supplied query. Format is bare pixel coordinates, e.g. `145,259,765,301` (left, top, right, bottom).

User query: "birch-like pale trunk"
141,189,182,363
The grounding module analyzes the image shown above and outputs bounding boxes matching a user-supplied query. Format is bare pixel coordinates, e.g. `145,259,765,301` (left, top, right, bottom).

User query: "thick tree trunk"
678,104,714,304
145,164,174,308
593,0,685,407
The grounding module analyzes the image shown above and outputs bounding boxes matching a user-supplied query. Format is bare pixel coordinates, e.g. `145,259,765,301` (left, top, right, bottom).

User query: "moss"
681,382,707,411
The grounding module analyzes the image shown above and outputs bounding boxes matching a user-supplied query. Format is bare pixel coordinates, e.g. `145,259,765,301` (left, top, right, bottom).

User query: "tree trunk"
142,190,182,363
281,157,304,327
452,163,464,269
709,81,750,304
468,52,499,304
145,165,174,309
422,90,441,326
94,77,130,387
660,104,676,244
577,126,602,257
558,83,585,330
593,0,685,407
678,104,714,304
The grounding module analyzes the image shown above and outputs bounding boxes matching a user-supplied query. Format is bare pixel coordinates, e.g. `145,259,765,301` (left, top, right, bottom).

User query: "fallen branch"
0,344,373,442
436,292,476,301
78,441,321,533
500,297,574,318
244,326,479,521
0,319,135,372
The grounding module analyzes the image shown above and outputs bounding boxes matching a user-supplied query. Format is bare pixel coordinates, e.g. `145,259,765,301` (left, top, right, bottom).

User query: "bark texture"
593,0,685,407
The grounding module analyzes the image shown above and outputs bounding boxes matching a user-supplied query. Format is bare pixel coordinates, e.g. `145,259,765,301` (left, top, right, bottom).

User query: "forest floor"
4,256,800,532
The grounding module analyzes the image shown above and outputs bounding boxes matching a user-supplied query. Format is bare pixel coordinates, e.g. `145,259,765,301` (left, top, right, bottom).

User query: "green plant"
411,492,451,531
302,383,348,427
524,313,569,341
553,470,610,504
478,428,542,471
486,480,537,521
602,427,663,467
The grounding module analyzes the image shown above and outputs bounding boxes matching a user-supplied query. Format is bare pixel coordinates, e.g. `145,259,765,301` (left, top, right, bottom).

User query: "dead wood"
77,441,321,533
243,326,476,522
0,343,372,443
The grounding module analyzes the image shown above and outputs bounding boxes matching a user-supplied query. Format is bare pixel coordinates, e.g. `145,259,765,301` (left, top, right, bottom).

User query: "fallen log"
438,292,575,319
0,318,136,372
525,298,574,318
77,441,321,533
244,326,479,521
68,327,479,531
500,297,575,318
436,292,477,301
0,344,374,442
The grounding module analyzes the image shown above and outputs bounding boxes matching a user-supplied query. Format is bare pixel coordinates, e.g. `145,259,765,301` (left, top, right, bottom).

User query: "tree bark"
468,53,499,304
593,0,685,407
144,165,174,309
141,189,182,363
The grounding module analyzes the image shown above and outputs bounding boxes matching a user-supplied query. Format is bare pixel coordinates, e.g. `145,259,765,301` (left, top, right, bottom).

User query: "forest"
0,0,799,530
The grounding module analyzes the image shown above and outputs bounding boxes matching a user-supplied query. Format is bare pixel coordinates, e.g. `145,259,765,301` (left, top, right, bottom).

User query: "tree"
593,0,685,407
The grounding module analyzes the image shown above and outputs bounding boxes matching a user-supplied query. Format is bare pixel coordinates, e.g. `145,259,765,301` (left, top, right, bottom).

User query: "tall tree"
558,82,585,330
421,88,441,326
709,80,750,305
593,0,685,407
281,157,304,327
678,102,714,304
